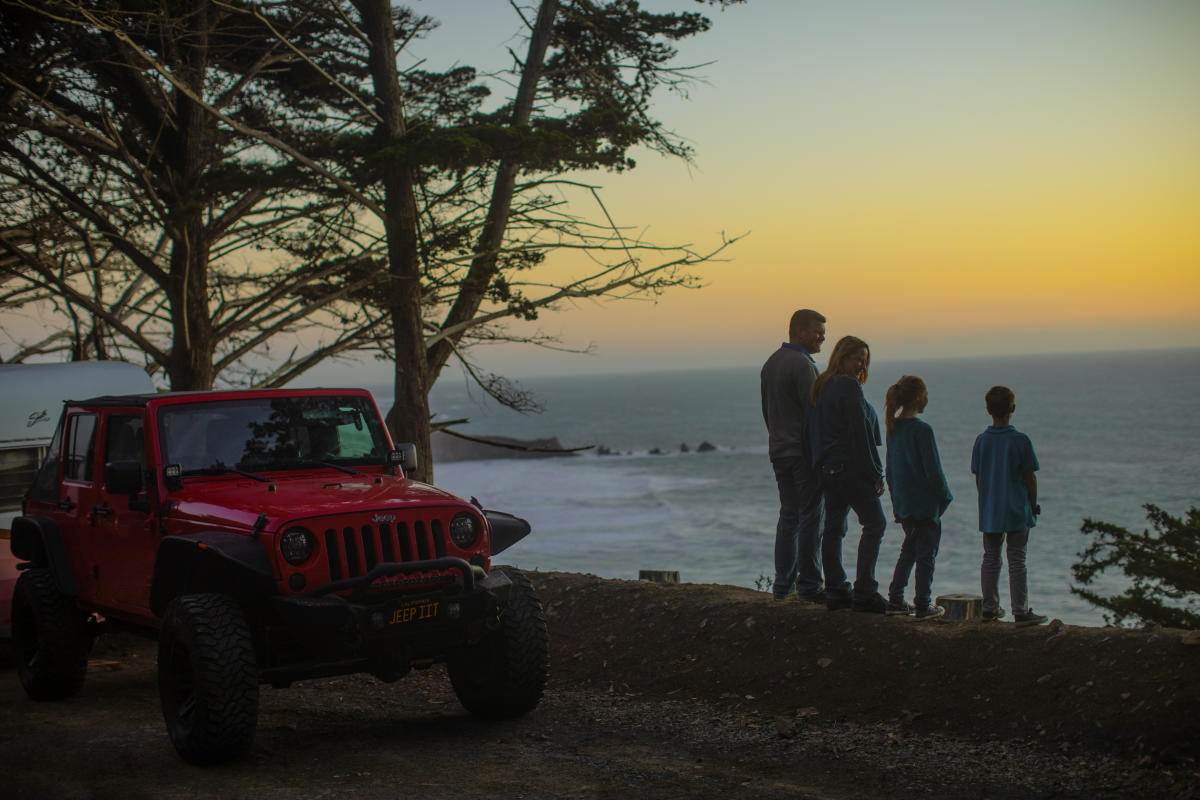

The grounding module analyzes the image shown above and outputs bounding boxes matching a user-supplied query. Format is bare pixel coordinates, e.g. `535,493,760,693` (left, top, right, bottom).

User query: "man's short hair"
985,385,1015,416
788,309,826,340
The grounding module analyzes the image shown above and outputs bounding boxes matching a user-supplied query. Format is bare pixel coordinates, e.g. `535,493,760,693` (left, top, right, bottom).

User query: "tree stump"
638,570,679,583
936,593,982,621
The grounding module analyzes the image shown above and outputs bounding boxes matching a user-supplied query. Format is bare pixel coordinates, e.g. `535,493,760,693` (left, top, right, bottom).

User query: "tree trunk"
164,0,218,392
165,230,217,390
355,0,433,482
425,0,558,381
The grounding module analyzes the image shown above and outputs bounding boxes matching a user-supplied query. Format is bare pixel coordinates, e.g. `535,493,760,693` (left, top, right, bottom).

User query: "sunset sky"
360,0,1200,380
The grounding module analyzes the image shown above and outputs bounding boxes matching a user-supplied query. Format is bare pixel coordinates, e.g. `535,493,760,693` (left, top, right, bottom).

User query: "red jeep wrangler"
9,388,548,764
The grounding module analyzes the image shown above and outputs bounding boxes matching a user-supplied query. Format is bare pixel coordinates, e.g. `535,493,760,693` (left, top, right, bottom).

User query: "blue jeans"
771,457,824,597
819,468,886,599
888,518,942,610
981,531,1029,616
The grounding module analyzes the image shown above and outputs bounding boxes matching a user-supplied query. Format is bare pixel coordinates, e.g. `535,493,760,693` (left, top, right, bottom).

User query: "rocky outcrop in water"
431,430,575,462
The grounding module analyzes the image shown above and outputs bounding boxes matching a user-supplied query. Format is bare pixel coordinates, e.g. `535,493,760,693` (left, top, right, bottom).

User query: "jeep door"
92,411,157,616
55,410,105,603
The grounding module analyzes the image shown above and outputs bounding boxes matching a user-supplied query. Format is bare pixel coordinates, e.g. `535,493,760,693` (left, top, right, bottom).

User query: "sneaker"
885,599,915,616
1014,609,1048,627
851,592,887,614
773,592,798,602
915,605,946,620
982,607,1006,621
798,590,827,605
826,592,853,611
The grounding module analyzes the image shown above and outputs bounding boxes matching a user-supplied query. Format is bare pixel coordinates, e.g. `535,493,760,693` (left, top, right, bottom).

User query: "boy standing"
971,386,1047,627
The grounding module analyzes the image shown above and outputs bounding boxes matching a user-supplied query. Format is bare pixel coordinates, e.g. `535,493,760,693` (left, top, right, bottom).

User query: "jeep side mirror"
387,444,418,477
105,460,144,495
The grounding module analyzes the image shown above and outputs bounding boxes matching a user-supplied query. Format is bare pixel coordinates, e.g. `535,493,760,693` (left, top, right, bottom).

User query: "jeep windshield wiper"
295,460,364,476
189,462,274,483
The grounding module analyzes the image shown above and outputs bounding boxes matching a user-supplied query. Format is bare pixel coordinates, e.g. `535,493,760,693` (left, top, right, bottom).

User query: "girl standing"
883,375,953,619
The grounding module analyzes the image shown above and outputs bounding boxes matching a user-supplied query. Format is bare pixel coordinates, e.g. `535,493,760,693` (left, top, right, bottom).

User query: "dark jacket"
810,374,883,480
760,343,819,461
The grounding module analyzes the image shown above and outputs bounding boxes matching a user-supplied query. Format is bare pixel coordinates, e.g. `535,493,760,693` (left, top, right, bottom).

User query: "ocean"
368,348,1200,628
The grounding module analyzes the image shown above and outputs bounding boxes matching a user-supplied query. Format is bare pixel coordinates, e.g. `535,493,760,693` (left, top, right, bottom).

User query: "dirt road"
2,572,1197,799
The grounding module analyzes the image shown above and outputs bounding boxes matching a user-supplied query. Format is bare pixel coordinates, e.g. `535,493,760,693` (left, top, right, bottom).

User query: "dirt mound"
536,571,1200,760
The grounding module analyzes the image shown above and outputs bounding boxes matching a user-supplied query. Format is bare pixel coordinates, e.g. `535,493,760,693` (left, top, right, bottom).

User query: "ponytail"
885,375,928,436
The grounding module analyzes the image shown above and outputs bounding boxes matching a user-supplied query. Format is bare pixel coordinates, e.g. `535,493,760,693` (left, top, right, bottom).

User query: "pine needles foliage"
1072,505,1200,629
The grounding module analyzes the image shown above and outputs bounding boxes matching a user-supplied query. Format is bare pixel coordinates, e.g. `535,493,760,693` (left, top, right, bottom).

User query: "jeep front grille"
323,520,447,581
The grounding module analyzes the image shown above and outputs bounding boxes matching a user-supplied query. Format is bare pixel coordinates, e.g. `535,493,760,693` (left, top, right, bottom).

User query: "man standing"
761,309,827,601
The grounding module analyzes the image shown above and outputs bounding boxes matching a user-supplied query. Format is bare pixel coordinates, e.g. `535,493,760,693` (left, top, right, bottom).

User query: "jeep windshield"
158,396,390,476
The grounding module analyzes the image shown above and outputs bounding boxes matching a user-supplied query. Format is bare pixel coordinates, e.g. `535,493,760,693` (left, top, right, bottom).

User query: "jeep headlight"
449,512,479,549
280,526,315,566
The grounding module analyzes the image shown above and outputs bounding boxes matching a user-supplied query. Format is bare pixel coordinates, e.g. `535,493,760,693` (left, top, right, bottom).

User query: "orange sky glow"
420,0,1198,378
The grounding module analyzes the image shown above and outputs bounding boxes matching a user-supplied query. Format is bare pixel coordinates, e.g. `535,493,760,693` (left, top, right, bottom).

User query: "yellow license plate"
387,599,440,626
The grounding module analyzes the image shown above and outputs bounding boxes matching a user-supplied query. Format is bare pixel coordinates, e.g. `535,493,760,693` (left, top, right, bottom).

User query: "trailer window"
0,447,44,512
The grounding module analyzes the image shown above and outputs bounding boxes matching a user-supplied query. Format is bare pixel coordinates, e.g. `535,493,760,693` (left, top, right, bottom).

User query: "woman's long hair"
884,375,928,436
811,335,870,404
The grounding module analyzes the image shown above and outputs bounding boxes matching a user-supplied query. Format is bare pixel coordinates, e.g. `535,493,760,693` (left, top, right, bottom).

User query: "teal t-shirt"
971,424,1039,533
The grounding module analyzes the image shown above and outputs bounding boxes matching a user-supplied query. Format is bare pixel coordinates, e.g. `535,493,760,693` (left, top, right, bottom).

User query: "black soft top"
65,387,367,408
66,393,159,408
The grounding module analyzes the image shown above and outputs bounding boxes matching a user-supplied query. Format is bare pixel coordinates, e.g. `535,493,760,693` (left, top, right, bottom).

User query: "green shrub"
1072,504,1200,629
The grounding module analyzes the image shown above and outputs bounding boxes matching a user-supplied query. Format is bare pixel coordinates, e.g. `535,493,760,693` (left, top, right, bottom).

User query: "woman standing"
810,336,888,613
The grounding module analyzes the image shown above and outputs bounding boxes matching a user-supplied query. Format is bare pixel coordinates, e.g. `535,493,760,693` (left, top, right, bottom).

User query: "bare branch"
426,233,743,349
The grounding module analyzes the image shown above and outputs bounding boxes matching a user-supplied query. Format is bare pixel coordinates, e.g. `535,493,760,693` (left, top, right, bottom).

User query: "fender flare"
9,515,77,596
149,532,276,618
485,510,532,556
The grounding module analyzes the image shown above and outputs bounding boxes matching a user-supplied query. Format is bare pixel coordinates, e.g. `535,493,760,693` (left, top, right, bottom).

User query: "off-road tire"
449,566,549,719
11,568,88,701
157,593,259,765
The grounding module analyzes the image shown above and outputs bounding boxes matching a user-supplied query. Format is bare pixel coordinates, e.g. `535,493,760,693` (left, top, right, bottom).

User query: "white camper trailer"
1,361,156,635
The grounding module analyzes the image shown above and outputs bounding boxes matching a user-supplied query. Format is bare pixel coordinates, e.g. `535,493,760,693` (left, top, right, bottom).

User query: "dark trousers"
771,457,824,597
819,468,887,599
888,518,942,610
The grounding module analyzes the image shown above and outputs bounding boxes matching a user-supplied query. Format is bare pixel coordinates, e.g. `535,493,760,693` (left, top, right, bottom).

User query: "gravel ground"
1,570,1197,799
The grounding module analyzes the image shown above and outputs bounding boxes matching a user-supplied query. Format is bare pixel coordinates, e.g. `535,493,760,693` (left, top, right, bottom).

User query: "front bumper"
269,557,512,660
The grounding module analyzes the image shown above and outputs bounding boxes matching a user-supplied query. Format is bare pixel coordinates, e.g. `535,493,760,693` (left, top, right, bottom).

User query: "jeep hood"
167,473,470,532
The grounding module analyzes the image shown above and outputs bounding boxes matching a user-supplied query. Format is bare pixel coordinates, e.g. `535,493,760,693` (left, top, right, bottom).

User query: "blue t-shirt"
971,424,1040,533
886,417,953,521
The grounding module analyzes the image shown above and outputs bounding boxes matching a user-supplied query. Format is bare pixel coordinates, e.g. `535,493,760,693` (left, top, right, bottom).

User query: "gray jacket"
760,343,818,461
